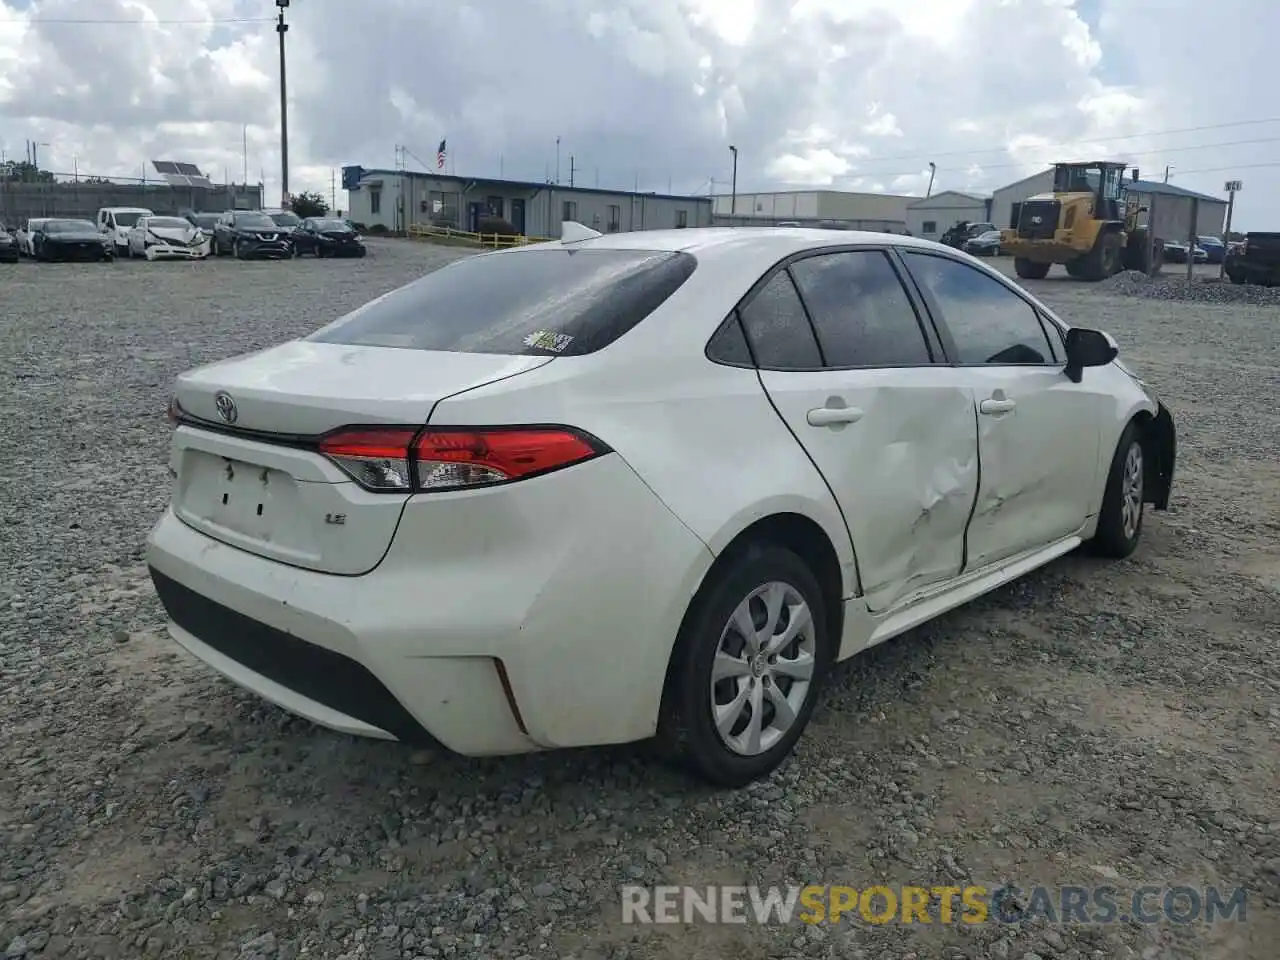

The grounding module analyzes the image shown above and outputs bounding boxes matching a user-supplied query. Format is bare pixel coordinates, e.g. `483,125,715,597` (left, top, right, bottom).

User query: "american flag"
436,139,447,170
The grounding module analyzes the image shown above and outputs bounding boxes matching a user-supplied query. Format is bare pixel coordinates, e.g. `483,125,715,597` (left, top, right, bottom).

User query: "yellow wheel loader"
1000,161,1162,281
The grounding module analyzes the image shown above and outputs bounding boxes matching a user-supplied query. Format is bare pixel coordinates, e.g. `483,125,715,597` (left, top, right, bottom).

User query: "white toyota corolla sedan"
146,225,1176,786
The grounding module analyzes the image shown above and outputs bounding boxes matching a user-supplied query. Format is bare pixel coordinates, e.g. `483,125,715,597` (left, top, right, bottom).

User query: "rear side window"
788,251,932,367
737,271,822,369
308,248,696,356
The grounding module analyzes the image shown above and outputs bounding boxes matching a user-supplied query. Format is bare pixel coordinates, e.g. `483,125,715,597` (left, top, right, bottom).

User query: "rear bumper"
145,454,714,755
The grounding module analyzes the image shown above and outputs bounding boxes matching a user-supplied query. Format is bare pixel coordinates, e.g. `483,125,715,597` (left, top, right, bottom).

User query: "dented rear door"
740,254,980,614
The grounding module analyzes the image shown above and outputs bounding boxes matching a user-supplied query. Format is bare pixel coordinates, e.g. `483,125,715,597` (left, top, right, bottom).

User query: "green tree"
2,161,55,183
290,191,329,218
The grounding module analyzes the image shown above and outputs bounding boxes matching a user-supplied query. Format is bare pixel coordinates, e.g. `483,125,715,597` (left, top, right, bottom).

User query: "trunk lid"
169,341,553,574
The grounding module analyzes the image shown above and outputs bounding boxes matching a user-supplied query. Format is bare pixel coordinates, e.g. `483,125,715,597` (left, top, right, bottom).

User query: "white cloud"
0,0,1275,226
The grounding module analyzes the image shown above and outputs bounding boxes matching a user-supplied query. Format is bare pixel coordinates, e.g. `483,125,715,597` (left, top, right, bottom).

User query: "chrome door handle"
806,406,864,426
979,398,1017,415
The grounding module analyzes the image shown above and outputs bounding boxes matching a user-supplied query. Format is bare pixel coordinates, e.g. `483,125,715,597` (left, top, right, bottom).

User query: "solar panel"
175,162,203,176
187,176,214,189
152,160,179,174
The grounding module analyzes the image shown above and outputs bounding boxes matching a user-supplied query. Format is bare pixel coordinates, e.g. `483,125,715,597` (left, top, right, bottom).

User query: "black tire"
655,543,832,787
1089,422,1146,559
1082,231,1123,281
1014,258,1050,280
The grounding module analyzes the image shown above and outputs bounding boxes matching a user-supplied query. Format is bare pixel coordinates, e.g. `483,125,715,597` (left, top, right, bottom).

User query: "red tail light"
317,425,607,493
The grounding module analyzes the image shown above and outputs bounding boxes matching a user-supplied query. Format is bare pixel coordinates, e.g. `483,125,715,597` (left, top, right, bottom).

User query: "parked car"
147,225,1176,786
185,212,223,236
1224,232,1280,286
33,218,114,261
127,215,212,260
264,209,303,236
941,221,997,249
291,217,367,257
16,218,50,257
1162,240,1206,264
1197,236,1226,264
212,211,292,259
0,228,18,263
96,207,154,258
962,230,1003,257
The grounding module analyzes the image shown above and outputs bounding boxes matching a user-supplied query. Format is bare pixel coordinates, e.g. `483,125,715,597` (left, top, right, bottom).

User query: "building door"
467,202,485,233
511,198,526,235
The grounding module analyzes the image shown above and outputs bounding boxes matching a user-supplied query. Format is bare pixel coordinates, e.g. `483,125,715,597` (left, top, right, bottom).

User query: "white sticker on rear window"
522,330,574,352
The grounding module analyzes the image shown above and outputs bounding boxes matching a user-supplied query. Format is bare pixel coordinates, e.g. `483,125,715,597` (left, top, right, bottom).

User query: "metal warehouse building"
905,191,993,240
711,189,912,232
992,167,1227,240
342,167,712,237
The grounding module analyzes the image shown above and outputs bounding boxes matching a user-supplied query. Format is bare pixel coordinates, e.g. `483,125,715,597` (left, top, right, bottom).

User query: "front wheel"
1014,258,1051,280
1089,423,1146,559
656,544,831,787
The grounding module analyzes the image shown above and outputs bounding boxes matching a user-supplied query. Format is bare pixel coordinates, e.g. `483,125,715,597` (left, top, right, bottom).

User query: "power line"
3,16,273,25
849,116,1280,168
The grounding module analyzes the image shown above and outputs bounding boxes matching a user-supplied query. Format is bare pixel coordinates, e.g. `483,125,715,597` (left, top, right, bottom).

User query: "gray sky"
1,0,1272,227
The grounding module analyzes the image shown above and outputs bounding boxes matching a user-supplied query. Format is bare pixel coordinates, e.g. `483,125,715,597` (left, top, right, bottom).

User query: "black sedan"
0,228,18,263
291,218,367,258
33,219,114,262
213,212,292,259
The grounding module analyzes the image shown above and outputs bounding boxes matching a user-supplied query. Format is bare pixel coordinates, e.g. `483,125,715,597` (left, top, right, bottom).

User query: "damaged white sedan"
126,215,211,260
146,225,1176,787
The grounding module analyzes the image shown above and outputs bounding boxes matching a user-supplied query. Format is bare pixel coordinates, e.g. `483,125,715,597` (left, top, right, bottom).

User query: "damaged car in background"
126,215,212,260
146,224,1176,788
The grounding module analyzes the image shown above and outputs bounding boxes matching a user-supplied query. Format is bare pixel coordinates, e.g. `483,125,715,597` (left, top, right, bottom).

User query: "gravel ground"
2,240,1277,960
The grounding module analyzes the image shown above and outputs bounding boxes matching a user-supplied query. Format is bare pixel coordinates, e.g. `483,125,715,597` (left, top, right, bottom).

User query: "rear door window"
308,248,697,356
788,251,933,367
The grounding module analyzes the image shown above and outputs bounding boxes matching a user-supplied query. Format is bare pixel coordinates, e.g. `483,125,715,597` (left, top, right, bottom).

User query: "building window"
562,200,577,221
369,187,382,215
487,196,504,218
675,209,688,228
428,191,459,226
922,220,937,234
607,205,621,233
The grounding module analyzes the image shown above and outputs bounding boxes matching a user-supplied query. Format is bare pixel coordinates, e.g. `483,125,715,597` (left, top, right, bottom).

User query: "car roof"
528,226,947,260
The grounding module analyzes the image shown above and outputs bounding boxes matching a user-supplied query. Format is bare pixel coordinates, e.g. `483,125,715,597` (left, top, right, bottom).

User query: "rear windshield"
307,248,697,356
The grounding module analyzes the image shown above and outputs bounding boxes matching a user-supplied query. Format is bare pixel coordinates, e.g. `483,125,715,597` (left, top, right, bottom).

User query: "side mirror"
1064,328,1118,383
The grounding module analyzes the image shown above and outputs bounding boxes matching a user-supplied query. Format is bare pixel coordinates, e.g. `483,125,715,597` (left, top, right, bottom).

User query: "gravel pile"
1098,268,1280,305
2,241,1278,960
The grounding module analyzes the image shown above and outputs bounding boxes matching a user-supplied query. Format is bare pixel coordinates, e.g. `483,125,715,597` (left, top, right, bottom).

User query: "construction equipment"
1000,161,1161,281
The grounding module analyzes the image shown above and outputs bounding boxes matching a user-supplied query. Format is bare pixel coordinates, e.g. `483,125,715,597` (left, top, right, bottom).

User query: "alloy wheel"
1120,441,1144,539
710,581,816,757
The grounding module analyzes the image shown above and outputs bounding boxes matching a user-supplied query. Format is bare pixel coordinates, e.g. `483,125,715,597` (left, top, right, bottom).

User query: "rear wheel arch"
660,511,846,704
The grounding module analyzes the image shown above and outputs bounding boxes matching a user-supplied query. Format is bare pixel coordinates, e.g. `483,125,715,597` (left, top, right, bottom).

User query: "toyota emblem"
213,391,238,424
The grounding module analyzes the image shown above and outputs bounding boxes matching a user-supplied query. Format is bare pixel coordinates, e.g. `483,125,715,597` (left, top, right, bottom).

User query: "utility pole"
729,145,738,216
1220,180,1241,280
1186,197,1198,288
330,168,336,213
242,125,248,184
926,162,937,198
569,155,575,188
555,137,561,185
1163,165,1172,183
276,0,291,208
